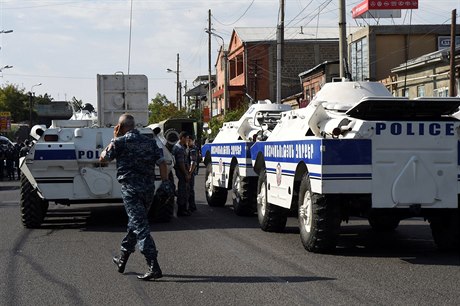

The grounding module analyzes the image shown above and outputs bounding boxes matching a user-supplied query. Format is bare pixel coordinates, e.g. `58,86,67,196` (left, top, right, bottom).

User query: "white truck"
201,101,291,215
19,74,175,228
250,81,460,253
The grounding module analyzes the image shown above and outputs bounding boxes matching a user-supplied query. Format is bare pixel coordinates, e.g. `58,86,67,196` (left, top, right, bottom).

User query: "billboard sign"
438,36,460,49
352,0,418,18
0,111,11,132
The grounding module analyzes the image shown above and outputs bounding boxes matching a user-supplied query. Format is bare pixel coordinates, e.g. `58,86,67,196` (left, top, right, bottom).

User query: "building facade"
213,27,339,115
387,47,460,98
348,24,459,82
297,60,340,108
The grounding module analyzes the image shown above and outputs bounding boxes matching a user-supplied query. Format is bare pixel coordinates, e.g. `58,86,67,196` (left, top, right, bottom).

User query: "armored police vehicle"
201,101,290,215
251,81,460,253
19,74,175,228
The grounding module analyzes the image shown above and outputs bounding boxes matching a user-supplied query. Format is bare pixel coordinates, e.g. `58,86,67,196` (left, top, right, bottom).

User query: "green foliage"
207,105,249,140
0,84,29,123
34,93,53,105
148,93,187,123
0,84,57,124
224,106,248,122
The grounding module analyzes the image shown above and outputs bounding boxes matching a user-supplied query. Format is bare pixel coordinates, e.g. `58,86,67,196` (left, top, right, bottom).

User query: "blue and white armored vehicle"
251,81,460,253
202,101,290,215
19,74,175,228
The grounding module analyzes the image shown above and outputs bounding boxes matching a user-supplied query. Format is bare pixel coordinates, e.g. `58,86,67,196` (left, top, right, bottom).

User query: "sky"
0,0,459,109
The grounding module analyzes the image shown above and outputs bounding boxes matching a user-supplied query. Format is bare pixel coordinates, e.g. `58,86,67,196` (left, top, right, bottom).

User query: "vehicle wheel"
298,173,341,253
257,169,287,232
429,212,460,251
205,163,227,207
20,174,48,228
368,213,400,231
232,164,256,216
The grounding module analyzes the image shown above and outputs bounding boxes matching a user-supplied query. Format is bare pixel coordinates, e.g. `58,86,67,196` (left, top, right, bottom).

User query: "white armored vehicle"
251,81,460,252
202,101,291,215
19,74,174,228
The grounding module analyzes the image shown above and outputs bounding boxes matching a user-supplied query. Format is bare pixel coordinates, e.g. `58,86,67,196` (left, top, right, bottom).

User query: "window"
417,85,425,97
402,88,409,97
434,87,448,97
350,37,369,81
304,88,310,100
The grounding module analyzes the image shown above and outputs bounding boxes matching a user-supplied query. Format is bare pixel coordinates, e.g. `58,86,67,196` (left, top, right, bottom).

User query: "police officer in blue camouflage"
100,113,169,281
172,131,191,216
187,135,198,212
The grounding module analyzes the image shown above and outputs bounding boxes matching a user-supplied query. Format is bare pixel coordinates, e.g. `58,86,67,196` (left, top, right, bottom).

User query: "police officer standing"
172,131,191,216
187,135,198,212
100,113,169,281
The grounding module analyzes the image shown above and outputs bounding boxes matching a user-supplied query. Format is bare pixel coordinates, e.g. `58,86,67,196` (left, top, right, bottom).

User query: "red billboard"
0,112,11,132
352,0,418,18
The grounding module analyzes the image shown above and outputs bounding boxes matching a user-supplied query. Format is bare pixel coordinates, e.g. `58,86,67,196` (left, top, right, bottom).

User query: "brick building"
213,27,339,115
297,60,340,108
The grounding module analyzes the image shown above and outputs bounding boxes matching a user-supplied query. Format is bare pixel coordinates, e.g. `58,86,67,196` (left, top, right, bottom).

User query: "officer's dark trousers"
176,172,190,212
188,174,196,211
120,182,158,260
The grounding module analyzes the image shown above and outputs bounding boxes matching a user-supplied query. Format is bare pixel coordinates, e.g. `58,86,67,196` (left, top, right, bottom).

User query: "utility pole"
208,9,212,119
276,0,284,104
184,80,188,111
339,0,347,79
28,92,33,129
450,9,457,97
29,83,42,129
223,48,229,114
176,53,181,109
252,60,259,102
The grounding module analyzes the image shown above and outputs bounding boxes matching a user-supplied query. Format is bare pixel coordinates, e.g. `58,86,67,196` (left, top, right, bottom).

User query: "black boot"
137,258,163,281
112,251,130,273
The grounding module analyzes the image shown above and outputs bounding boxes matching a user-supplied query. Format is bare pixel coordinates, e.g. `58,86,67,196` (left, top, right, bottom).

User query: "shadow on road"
157,274,335,284
333,223,460,266
39,201,260,233
36,202,459,266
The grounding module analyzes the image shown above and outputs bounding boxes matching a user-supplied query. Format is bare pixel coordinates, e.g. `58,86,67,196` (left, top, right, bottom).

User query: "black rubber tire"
429,212,460,251
368,214,400,231
232,165,256,216
205,162,228,207
257,169,287,232
20,174,48,228
298,173,341,253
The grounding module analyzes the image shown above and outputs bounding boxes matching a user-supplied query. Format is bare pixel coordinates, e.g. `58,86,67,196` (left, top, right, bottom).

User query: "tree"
34,93,53,105
207,106,249,140
148,93,187,123
0,84,29,123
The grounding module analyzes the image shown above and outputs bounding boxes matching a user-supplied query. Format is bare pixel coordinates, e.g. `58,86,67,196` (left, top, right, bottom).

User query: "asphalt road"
0,172,459,306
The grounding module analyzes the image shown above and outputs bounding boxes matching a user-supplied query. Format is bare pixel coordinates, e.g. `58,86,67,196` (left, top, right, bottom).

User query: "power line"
211,0,255,26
